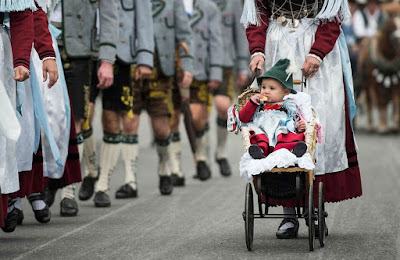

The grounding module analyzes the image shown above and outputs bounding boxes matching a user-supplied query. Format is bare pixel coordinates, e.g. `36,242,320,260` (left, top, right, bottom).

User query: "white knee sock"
61,184,75,200
121,135,138,190
14,197,22,210
95,135,121,193
156,138,171,177
77,132,84,162
27,193,46,210
280,207,296,230
195,125,210,162
169,133,183,177
216,118,228,159
83,128,98,178
7,197,17,213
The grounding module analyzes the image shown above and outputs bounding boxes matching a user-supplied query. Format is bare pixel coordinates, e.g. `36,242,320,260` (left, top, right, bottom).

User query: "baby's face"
260,78,290,103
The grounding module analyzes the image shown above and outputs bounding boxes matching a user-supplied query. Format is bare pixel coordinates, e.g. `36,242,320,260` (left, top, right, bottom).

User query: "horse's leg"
392,86,400,132
377,89,389,134
365,80,375,132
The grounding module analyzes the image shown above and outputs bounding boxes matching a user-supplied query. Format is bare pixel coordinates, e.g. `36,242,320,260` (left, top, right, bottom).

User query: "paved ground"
1,106,400,260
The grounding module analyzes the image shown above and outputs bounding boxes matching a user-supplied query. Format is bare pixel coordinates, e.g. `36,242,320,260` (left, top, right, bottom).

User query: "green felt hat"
257,58,297,94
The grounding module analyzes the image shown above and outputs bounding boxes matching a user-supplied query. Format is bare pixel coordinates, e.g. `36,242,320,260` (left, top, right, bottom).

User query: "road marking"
12,199,141,260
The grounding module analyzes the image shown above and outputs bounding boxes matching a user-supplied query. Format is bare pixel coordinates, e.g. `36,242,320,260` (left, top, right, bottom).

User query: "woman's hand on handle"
249,55,265,75
301,56,320,78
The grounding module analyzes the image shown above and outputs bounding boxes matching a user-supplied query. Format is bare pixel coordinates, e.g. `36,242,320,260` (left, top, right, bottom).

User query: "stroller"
236,80,327,252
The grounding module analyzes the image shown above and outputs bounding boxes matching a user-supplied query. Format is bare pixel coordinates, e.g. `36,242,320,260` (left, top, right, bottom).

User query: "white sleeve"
352,11,366,39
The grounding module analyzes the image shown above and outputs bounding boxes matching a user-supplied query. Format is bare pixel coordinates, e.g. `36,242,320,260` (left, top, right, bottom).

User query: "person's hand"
249,54,264,75
178,70,193,89
250,93,262,105
301,56,321,78
97,61,114,89
43,59,59,88
236,72,248,89
14,66,30,82
135,65,152,80
208,80,220,91
296,120,307,132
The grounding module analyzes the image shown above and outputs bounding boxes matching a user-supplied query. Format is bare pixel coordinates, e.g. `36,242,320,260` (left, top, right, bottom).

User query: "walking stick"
176,42,197,161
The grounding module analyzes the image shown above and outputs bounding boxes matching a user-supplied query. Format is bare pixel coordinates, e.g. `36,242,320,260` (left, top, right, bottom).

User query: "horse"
357,3,400,134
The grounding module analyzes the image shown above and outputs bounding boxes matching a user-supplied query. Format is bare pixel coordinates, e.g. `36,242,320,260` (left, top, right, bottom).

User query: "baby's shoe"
292,141,307,157
249,144,266,159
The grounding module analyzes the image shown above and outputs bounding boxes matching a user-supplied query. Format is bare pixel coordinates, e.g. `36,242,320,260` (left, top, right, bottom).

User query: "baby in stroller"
230,58,320,240
239,58,308,160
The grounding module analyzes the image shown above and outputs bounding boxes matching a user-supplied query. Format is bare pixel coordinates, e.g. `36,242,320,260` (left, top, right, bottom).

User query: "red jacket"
245,0,341,60
9,4,55,70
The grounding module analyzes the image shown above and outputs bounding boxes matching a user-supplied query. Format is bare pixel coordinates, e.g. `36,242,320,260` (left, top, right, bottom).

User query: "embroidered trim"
307,53,322,63
42,56,56,62
251,52,266,60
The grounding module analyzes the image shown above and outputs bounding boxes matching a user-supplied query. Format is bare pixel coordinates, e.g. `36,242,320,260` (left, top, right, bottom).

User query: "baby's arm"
296,120,307,132
238,95,261,123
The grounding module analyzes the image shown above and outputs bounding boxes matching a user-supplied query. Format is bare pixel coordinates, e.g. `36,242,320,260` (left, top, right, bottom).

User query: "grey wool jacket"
61,0,118,63
190,0,224,82
211,0,249,72
117,0,154,67
152,0,194,76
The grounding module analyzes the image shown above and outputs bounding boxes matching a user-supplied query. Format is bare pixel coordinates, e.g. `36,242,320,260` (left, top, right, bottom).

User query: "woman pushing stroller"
241,0,362,239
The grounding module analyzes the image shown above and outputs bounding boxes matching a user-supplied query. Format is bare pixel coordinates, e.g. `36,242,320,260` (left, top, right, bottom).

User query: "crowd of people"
0,0,365,242
0,0,250,233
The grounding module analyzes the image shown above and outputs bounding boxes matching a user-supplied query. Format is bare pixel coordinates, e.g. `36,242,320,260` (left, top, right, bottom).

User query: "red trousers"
249,131,305,155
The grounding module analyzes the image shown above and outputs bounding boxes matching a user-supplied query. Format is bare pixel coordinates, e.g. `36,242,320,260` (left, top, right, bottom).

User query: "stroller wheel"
308,185,315,251
244,183,254,251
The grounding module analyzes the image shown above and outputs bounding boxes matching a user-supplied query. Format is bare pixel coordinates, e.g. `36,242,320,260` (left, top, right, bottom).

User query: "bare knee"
151,116,171,140
190,104,208,131
170,109,181,133
102,110,120,134
214,95,231,120
122,113,140,136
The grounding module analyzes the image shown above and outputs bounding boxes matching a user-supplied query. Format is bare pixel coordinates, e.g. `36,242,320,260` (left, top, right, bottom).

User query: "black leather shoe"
27,194,51,223
276,218,299,239
292,141,307,157
33,205,51,223
171,173,185,187
94,191,111,207
195,161,211,181
60,198,79,216
79,176,97,201
249,144,266,159
17,209,24,225
115,184,137,199
159,176,173,195
216,158,231,177
43,185,57,207
1,208,20,233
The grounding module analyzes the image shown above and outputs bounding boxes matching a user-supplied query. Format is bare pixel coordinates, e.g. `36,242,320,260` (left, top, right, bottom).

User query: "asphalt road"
1,107,400,260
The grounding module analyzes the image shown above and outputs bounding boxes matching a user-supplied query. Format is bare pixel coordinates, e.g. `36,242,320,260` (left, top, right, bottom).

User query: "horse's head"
380,3,400,48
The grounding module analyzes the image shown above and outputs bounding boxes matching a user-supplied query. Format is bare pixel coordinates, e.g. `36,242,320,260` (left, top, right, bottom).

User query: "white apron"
0,27,21,194
31,32,70,179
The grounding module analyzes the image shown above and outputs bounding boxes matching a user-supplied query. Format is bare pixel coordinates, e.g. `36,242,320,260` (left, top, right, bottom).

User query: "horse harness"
369,36,400,89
